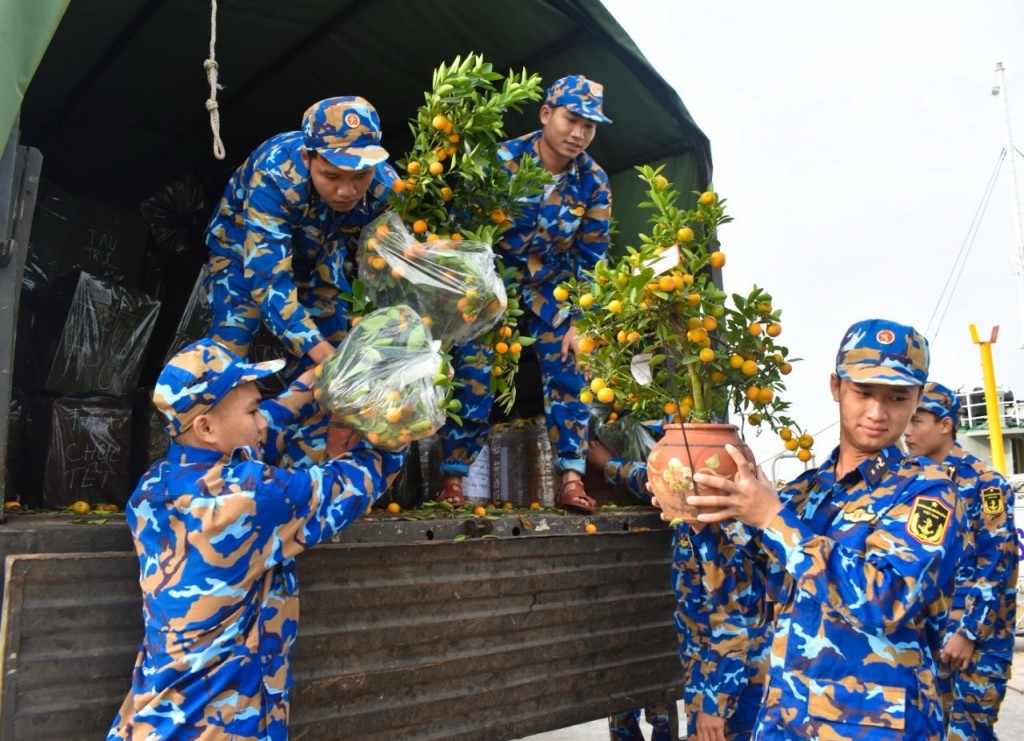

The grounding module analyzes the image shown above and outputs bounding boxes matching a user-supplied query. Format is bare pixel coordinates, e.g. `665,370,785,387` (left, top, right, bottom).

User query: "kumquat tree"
560,166,814,460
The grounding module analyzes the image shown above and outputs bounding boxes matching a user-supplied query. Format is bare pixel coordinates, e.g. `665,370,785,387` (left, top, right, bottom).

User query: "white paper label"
634,243,681,277
631,352,654,385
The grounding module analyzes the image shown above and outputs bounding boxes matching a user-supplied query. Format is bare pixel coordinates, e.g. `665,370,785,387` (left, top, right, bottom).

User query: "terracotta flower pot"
645,423,754,521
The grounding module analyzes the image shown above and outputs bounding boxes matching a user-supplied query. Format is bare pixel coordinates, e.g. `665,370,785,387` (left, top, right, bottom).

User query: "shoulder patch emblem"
982,486,1005,515
907,497,952,546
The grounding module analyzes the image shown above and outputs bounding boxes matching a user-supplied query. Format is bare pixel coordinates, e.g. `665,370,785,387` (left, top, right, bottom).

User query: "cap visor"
319,145,389,170
237,358,287,385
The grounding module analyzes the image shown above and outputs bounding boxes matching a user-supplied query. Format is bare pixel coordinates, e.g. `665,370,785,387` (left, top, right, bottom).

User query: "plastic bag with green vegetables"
314,305,445,451
357,212,507,346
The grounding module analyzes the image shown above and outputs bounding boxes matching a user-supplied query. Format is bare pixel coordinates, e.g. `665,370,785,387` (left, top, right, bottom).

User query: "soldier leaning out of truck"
203,95,396,466
106,338,405,741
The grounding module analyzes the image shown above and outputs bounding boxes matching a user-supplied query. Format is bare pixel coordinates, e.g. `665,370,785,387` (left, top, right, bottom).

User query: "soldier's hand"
696,711,727,741
687,444,783,529
940,632,976,672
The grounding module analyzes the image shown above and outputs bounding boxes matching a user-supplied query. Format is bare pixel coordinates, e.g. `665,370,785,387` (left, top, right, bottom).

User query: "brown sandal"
434,479,464,507
555,478,596,514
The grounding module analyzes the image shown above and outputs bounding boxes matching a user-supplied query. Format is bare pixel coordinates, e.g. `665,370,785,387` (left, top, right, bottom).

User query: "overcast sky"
601,0,1024,472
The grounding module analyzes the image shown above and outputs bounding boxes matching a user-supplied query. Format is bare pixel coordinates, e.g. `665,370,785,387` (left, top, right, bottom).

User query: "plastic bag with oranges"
314,305,446,451
357,212,507,346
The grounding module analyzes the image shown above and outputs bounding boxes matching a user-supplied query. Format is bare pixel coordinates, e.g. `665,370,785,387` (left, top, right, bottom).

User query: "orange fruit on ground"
766,323,782,337
553,285,569,302
579,293,595,309
473,505,487,517
699,191,716,205
412,219,428,235
68,500,91,515
387,502,401,514
797,449,812,463
584,523,598,534
676,226,694,242
530,502,541,510
607,299,623,313
709,251,726,269
577,337,597,354
428,161,444,176
597,387,615,404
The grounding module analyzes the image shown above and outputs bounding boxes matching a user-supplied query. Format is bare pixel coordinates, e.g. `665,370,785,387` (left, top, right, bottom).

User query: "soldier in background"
905,382,1019,740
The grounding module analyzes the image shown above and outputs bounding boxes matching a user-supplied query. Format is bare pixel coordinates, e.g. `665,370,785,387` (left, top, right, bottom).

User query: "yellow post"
969,324,1007,474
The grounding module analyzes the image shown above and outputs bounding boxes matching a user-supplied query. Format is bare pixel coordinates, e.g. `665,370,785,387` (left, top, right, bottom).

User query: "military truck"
0,2,712,738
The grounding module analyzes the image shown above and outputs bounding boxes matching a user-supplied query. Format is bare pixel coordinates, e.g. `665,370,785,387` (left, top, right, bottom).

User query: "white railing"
956,387,1024,430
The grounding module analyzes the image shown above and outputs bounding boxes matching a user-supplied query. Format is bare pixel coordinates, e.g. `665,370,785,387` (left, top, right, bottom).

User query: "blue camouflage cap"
835,318,929,386
302,96,389,170
918,382,961,427
153,338,285,435
544,75,613,124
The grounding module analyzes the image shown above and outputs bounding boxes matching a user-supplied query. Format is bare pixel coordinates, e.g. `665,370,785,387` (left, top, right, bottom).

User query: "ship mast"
992,62,1024,346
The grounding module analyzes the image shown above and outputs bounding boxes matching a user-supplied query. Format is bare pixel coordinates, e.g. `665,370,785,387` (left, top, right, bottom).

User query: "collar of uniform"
166,442,259,464
811,444,900,490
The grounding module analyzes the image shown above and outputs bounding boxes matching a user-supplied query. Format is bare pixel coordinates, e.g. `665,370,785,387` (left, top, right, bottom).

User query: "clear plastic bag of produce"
357,212,507,345
314,305,446,451
592,410,661,463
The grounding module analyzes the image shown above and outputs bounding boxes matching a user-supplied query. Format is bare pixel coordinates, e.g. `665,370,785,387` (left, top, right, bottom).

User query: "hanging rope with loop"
204,0,226,160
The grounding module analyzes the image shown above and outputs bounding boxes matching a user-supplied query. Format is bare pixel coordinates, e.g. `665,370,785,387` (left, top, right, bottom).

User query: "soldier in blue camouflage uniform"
676,318,966,740
107,339,405,740
436,75,613,513
904,382,1018,740
205,96,396,366
593,440,766,740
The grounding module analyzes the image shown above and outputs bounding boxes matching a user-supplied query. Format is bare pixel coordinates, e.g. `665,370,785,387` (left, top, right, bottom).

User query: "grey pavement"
516,638,1024,739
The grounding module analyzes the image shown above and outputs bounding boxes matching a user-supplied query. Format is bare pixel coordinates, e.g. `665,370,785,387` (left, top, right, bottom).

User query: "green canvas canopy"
9,0,712,245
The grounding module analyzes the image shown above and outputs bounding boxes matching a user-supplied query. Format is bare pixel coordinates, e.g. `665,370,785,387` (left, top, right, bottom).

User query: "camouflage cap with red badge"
153,338,285,436
544,74,613,124
301,96,389,170
835,318,929,386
